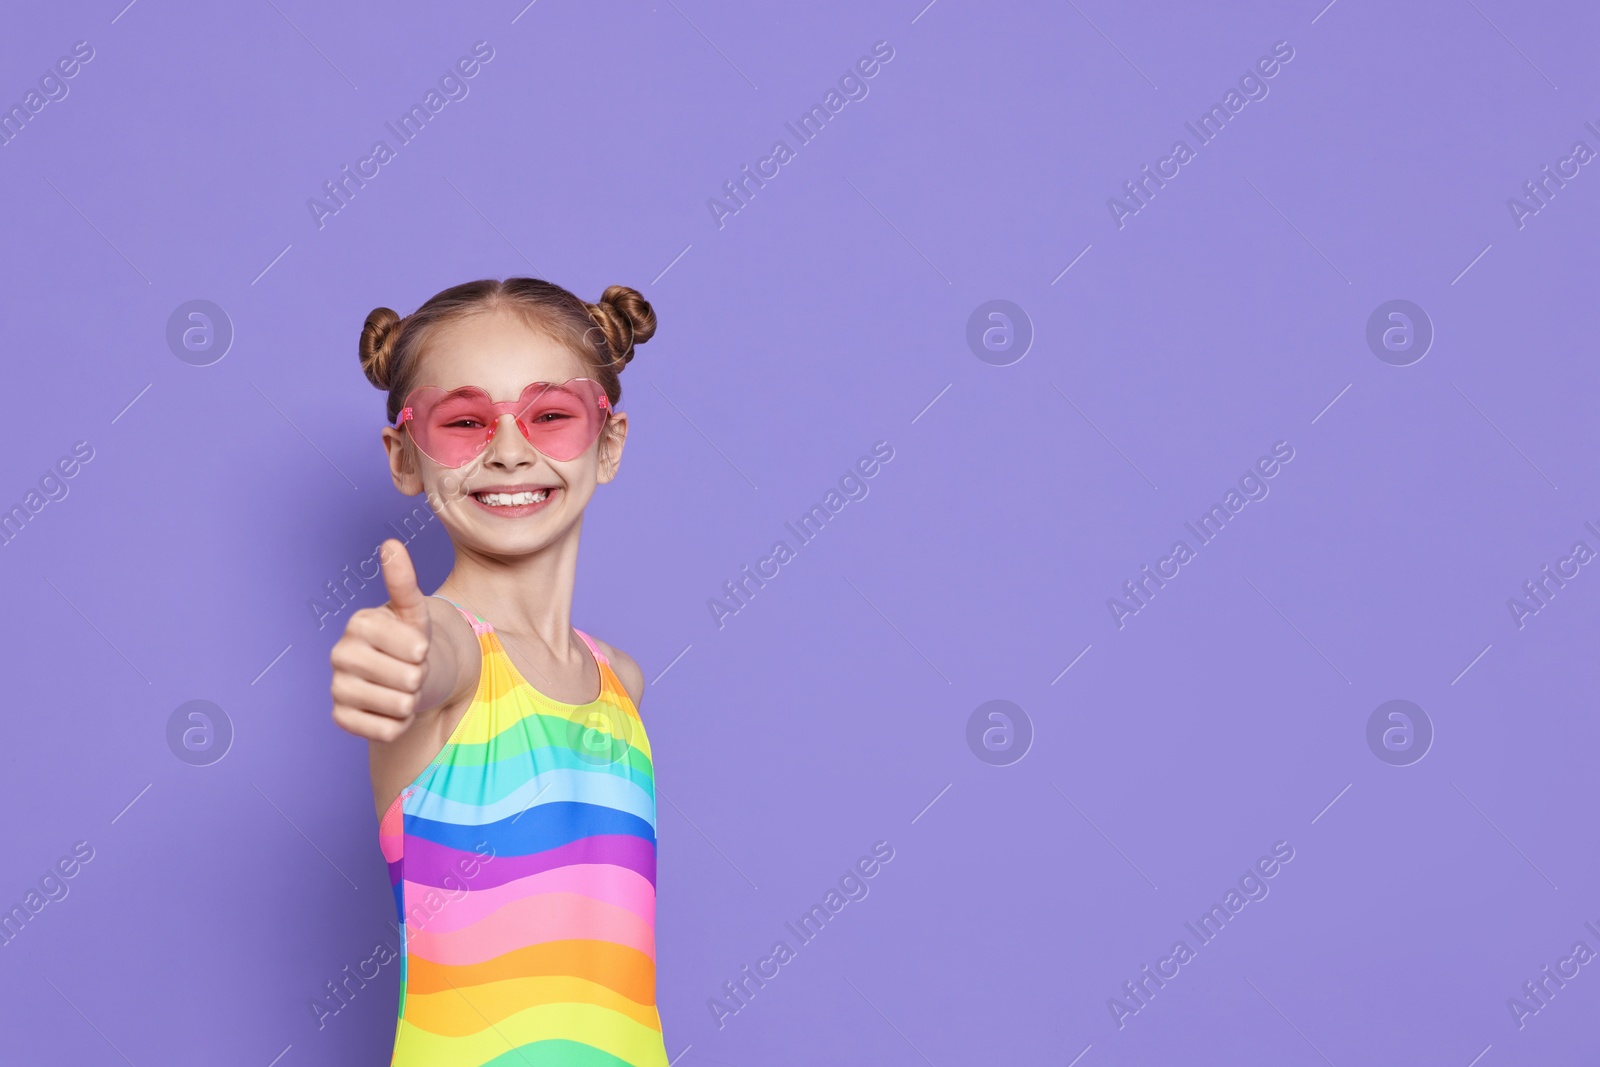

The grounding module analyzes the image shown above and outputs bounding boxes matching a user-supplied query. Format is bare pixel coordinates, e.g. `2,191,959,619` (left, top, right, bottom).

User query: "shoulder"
589,634,646,710
425,597,485,698
427,596,480,645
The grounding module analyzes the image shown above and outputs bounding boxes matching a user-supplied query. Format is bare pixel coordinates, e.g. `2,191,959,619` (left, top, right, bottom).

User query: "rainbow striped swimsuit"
378,596,668,1067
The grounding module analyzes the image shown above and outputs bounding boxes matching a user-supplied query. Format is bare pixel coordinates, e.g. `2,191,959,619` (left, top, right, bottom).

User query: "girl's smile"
467,483,559,517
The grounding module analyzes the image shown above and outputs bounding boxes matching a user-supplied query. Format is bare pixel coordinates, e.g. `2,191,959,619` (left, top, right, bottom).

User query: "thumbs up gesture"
330,539,434,742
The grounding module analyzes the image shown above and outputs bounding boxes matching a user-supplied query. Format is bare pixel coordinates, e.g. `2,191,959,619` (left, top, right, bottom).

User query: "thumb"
379,539,430,632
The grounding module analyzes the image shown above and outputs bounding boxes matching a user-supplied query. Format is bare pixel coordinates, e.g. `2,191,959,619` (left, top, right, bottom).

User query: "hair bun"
586,285,657,368
359,307,403,389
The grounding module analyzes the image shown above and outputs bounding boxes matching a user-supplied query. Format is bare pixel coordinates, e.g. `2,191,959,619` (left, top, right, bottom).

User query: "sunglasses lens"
406,387,494,468
513,381,607,461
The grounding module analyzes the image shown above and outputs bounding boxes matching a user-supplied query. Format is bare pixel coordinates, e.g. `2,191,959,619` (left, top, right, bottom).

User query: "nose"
483,413,538,468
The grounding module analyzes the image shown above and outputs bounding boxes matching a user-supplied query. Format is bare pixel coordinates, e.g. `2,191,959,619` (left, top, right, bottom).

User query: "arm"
329,539,481,815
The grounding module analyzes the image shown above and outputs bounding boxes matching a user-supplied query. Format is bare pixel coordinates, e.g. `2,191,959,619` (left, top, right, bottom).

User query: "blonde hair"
358,277,657,424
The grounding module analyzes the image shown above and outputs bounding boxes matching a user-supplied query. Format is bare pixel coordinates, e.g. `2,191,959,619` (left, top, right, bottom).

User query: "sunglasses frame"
393,376,613,469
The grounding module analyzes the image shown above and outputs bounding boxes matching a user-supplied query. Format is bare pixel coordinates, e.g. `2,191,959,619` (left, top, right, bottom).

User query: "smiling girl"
328,277,668,1067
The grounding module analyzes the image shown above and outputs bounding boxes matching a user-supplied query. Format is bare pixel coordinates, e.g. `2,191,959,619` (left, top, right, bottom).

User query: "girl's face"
380,307,627,557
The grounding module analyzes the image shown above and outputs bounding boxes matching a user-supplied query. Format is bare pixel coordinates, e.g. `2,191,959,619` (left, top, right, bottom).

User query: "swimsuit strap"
573,627,610,667
429,594,495,636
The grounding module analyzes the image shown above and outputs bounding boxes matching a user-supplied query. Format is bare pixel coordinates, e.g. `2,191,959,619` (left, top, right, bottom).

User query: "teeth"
475,489,550,507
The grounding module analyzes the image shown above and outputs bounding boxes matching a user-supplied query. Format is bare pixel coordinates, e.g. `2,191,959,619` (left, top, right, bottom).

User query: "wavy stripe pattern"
379,598,668,1067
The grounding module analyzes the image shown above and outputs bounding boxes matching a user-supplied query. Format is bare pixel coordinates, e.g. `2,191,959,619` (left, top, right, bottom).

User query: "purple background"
2,0,1597,1063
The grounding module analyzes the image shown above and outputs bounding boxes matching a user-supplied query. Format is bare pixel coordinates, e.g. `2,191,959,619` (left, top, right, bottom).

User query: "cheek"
563,458,604,495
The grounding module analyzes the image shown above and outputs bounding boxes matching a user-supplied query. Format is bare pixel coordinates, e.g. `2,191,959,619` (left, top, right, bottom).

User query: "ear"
596,412,628,484
382,427,424,496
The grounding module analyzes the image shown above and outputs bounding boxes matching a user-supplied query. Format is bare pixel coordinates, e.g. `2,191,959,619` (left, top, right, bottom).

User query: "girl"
328,277,668,1067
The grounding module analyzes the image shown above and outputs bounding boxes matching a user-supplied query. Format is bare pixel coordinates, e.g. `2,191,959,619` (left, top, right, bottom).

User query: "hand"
330,539,433,742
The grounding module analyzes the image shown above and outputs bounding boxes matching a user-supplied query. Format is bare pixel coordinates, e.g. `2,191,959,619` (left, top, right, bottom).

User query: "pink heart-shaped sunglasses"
394,378,612,468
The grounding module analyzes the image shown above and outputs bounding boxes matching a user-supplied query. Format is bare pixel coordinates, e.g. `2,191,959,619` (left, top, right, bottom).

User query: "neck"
436,511,585,645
